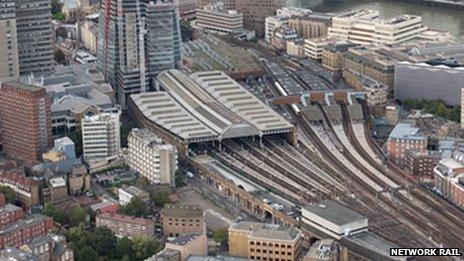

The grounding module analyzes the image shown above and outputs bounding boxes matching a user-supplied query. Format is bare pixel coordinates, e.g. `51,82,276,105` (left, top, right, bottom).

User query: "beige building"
286,40,305,58
96,212,155,238
288,16,331,39
49,177,68,202
0,1,19,80
228,221,303,261
165,234,207,261
304,38,328,61
196,2,243,35
160,205,205,237
321,41,356,72
68,165,91,195
79,19,98,54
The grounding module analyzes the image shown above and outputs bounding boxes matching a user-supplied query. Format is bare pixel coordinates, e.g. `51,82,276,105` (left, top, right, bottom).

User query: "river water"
287,0,464,36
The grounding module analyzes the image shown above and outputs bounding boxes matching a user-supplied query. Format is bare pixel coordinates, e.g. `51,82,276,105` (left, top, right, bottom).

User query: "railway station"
128,69,296,154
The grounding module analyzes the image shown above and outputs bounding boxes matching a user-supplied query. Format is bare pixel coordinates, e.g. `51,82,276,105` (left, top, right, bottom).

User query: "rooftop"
1,247,38,261
0,203,22,214
389,121,425,141
230,222,301,241
49,177,66,188
167,233,203,246
186,256,250,261
2,81,44,93
161,205,203,218
97,212,153,225
0,215,51,235
119,186,149,198
303,200,367,226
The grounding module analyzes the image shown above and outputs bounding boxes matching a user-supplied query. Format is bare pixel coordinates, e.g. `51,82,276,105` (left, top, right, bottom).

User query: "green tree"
52,12,66,22
120,197,147,218
43,203,67,224
151,192,170,207
0,186,17,204
135,176,150,189
75,246,97,261
51,0,63,14
132,236,160,260
54,49,66,64
69,206,86,226
65,225,89,249
114,236,134,260
90,226,117,256
213,227,228,247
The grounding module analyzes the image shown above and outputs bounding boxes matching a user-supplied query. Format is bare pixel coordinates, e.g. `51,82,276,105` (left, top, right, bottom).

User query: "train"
273,81,302,116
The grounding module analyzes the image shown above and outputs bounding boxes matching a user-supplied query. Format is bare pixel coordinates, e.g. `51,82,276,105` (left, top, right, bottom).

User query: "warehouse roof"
303,200,367,226
131,70,293,143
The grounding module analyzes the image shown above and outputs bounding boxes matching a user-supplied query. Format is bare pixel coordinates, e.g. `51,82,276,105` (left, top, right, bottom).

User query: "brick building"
0,172,40,206
405,150,442,180
0,82,52,166
0,204,25,229
386,122,427,169
96,212,155,238
164,234,207,261
160,205,205,237
434,158,464,208
0,215,54,249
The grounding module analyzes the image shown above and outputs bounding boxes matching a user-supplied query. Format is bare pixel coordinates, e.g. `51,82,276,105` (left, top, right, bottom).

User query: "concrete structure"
271,26,298,50
386,122,427,168
54,137,76,161
16,0,54,76
160,205,205,237
0,0,19,80
394,61,464,106
329,9,426,46
96,212,155,238
21,64,116,136
49,177,68,202
118,186,150,206
20,234,74,261
0,82,52,166
305,38,328,61
127,129,178,185
286,39,305,58
0,172,40,206
97,0,181,108
196,2,243,35
81,112,121,162
303,239,340,261
0,215,54,249
301,200,368,239
165,234,208,261
128,70,295,154
265,15,289,43
0,204,25,229
228,221,303,260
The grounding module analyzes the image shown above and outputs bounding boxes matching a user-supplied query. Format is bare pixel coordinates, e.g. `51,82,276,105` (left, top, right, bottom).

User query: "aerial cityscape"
0,0,464,260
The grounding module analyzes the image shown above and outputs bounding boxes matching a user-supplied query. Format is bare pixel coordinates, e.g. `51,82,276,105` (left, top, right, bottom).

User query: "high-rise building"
0,82,52,166
461,87,464,129
0,0,19,80
97,0,181,108
127,128,177,185
81,112,121,162
16,0,54,76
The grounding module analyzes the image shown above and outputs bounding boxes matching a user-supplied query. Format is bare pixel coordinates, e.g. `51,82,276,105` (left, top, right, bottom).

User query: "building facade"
164,234,208,261
118,186,150,206
196,2,243,35
0,172,40,206
127,129,177,185
265,15,289,43
0,215,54,249
0,204,25,229
96,212,155,238
160,205,204,237
434,156,464,208
386,122,427,168
81,112,121,162
288,15,331,39
0,0,19,80
0,82,52,166
304,38,328,61
405,150,442,179
228,221,303,261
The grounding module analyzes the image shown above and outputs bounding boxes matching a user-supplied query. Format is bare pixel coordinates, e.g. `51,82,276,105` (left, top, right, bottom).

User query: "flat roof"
131,70,293,143
229,222,301,241
160,204,203,218
303,200,367,226
3,81,44,92
389,121,425,141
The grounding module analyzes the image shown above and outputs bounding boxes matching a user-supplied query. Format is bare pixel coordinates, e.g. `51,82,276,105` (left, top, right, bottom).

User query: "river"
287,0,464,36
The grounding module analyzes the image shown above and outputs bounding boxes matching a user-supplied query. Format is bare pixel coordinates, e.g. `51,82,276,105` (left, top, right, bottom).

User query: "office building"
16,0,54,76
0,215,54,249
265,15,289,43
160,205,204,237
228,221,303,260
235,0,285,37
321,41,356,72
328,9,426,46
0,82,52,166
97,0,181,108
96,212,155,238
54,137,76,161
287,39,305,58
127,129,177,185
386,122,427,168
79,17,99,54
288,13,332,39
196,2,243,35
118,186,150,206
82,112,121,162
305,38,328,61
395,61,464,106
0,0,19,80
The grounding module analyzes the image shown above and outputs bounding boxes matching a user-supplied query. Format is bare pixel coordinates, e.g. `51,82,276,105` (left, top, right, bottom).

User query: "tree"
151,192,170,207
131,236,160,260
75,246,97,261
135,176,150,189
54,49,66,64
114,236,134,260
90,226,117,256
69,206,86,226
52,12,66,22
213,228,228,247
0,186,17,204
120,197,147,218
65,225,89,249
43,203,67,224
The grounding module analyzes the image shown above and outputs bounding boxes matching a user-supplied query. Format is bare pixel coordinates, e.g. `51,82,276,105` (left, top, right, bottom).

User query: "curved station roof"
130,70,293,143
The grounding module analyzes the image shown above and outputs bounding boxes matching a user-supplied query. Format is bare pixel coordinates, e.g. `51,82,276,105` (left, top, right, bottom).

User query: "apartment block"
160,205,204,237
96,212,155,238
386,122,427,169
0,0,19,80
0,204,25,229
0,172,40,205
127,129,177,185
0,82,52,166
0,215,54,249
228,221,303,261
405,150,442,179
81,112,121,162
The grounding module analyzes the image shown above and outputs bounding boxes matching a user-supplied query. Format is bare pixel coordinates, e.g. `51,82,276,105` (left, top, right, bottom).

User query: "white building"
82,112,121,162
127,129,177,186
328,9,427,46
304,38,328,60
118,186,150,206
265,14,289,43
196,2,243,35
